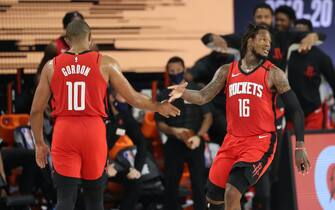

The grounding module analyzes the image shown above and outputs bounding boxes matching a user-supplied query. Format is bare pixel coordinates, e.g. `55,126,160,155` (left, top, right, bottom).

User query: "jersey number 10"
238,99,250,117
66,81,86,111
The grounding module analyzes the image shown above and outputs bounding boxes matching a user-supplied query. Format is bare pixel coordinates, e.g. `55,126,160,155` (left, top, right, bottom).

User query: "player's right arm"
31,60,53,168
168,64,229,105
101,55,180,118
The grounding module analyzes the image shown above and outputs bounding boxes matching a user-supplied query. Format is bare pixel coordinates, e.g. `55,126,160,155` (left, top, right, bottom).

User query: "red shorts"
287,107,323,130
51,116,107,180
209,132,277,189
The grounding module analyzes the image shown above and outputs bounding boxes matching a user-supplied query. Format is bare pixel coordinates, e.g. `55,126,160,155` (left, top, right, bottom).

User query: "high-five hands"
168,82,188,102
157,100,181,118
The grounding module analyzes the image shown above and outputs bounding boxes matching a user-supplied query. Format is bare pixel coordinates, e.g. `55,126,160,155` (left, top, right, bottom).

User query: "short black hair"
295,18,313,31
166,56,185,68
241,24,271,58
66,19,91,41
275,5,296,21
63,11,84,29
253,3,273,16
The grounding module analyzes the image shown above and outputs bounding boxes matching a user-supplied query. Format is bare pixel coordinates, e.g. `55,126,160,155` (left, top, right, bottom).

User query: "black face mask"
169,72,184,84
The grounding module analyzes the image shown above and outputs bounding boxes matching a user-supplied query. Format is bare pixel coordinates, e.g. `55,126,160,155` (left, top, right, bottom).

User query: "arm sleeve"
221,33,242,49
201,33,242,49
281,90,305,141
288,31,326,44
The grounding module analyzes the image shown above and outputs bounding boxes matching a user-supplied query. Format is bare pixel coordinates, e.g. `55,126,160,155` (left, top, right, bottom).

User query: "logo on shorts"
259,134,269,139
252,162,263,177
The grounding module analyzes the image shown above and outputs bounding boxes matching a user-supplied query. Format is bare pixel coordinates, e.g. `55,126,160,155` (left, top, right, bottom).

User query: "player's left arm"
269,66,310,174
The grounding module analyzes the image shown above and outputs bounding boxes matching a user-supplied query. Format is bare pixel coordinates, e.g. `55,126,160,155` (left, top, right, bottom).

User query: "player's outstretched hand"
35,142,50,168
158,100,180,118
295,146,311,175
168,82,188,102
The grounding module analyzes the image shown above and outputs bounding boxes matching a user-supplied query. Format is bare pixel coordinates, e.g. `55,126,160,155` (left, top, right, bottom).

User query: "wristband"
295,147,306,151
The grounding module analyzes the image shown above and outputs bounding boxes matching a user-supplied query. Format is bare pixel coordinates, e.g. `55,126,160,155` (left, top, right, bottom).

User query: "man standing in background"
287,19,335,130
156,56,213,210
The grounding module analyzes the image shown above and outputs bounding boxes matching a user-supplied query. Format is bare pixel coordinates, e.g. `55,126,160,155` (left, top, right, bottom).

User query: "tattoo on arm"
270,66,291,94
182,64,229,105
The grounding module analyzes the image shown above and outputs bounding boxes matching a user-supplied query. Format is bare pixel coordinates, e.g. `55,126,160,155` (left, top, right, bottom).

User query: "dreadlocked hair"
240,24,271,58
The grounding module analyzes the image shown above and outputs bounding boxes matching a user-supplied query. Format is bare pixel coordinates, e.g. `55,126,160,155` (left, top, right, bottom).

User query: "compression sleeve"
281,90,305,142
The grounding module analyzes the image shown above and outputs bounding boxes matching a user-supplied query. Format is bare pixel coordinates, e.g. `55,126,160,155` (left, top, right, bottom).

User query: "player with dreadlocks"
168,24,310,210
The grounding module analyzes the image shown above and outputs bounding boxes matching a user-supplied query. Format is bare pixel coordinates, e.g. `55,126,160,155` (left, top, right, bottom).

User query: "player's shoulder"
100,55,122,73
268,63,284,75
41,60,54,82
101,54,118,65
220,62,234,71
259,59,277,71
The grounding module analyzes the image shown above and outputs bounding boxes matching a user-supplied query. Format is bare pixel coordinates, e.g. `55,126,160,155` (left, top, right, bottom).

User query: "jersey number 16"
66,81,86,111
238,99,250,117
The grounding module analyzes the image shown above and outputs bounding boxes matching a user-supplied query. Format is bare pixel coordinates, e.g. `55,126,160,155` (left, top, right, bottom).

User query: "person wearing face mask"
184,40,236,144
105,91,147,210
155,56,213,210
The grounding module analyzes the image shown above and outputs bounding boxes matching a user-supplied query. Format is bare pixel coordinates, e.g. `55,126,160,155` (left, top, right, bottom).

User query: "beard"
252,48,268,60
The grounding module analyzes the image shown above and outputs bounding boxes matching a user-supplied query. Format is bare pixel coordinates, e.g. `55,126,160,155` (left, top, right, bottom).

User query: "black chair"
0,175,36,210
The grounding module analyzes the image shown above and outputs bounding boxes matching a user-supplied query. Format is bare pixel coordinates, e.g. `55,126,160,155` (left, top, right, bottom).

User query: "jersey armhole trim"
50,57,57,88
96,53,108,87
262,61,274,94
224,61,235,94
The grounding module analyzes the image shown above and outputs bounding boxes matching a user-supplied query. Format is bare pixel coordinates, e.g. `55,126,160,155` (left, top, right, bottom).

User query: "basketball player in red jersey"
168,24,310,210
30,19,180,210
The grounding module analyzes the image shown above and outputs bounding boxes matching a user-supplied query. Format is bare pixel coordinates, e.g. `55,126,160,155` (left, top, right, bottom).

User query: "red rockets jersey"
55,36,70,55
50,51,107,118
225,60,276,136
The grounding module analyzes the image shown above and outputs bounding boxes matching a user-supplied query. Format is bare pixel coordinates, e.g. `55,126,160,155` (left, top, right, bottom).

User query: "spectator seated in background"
105,91,147,210
0,143,56,209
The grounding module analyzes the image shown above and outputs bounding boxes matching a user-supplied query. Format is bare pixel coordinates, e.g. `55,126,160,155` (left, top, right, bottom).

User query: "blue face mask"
169,72,184,84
